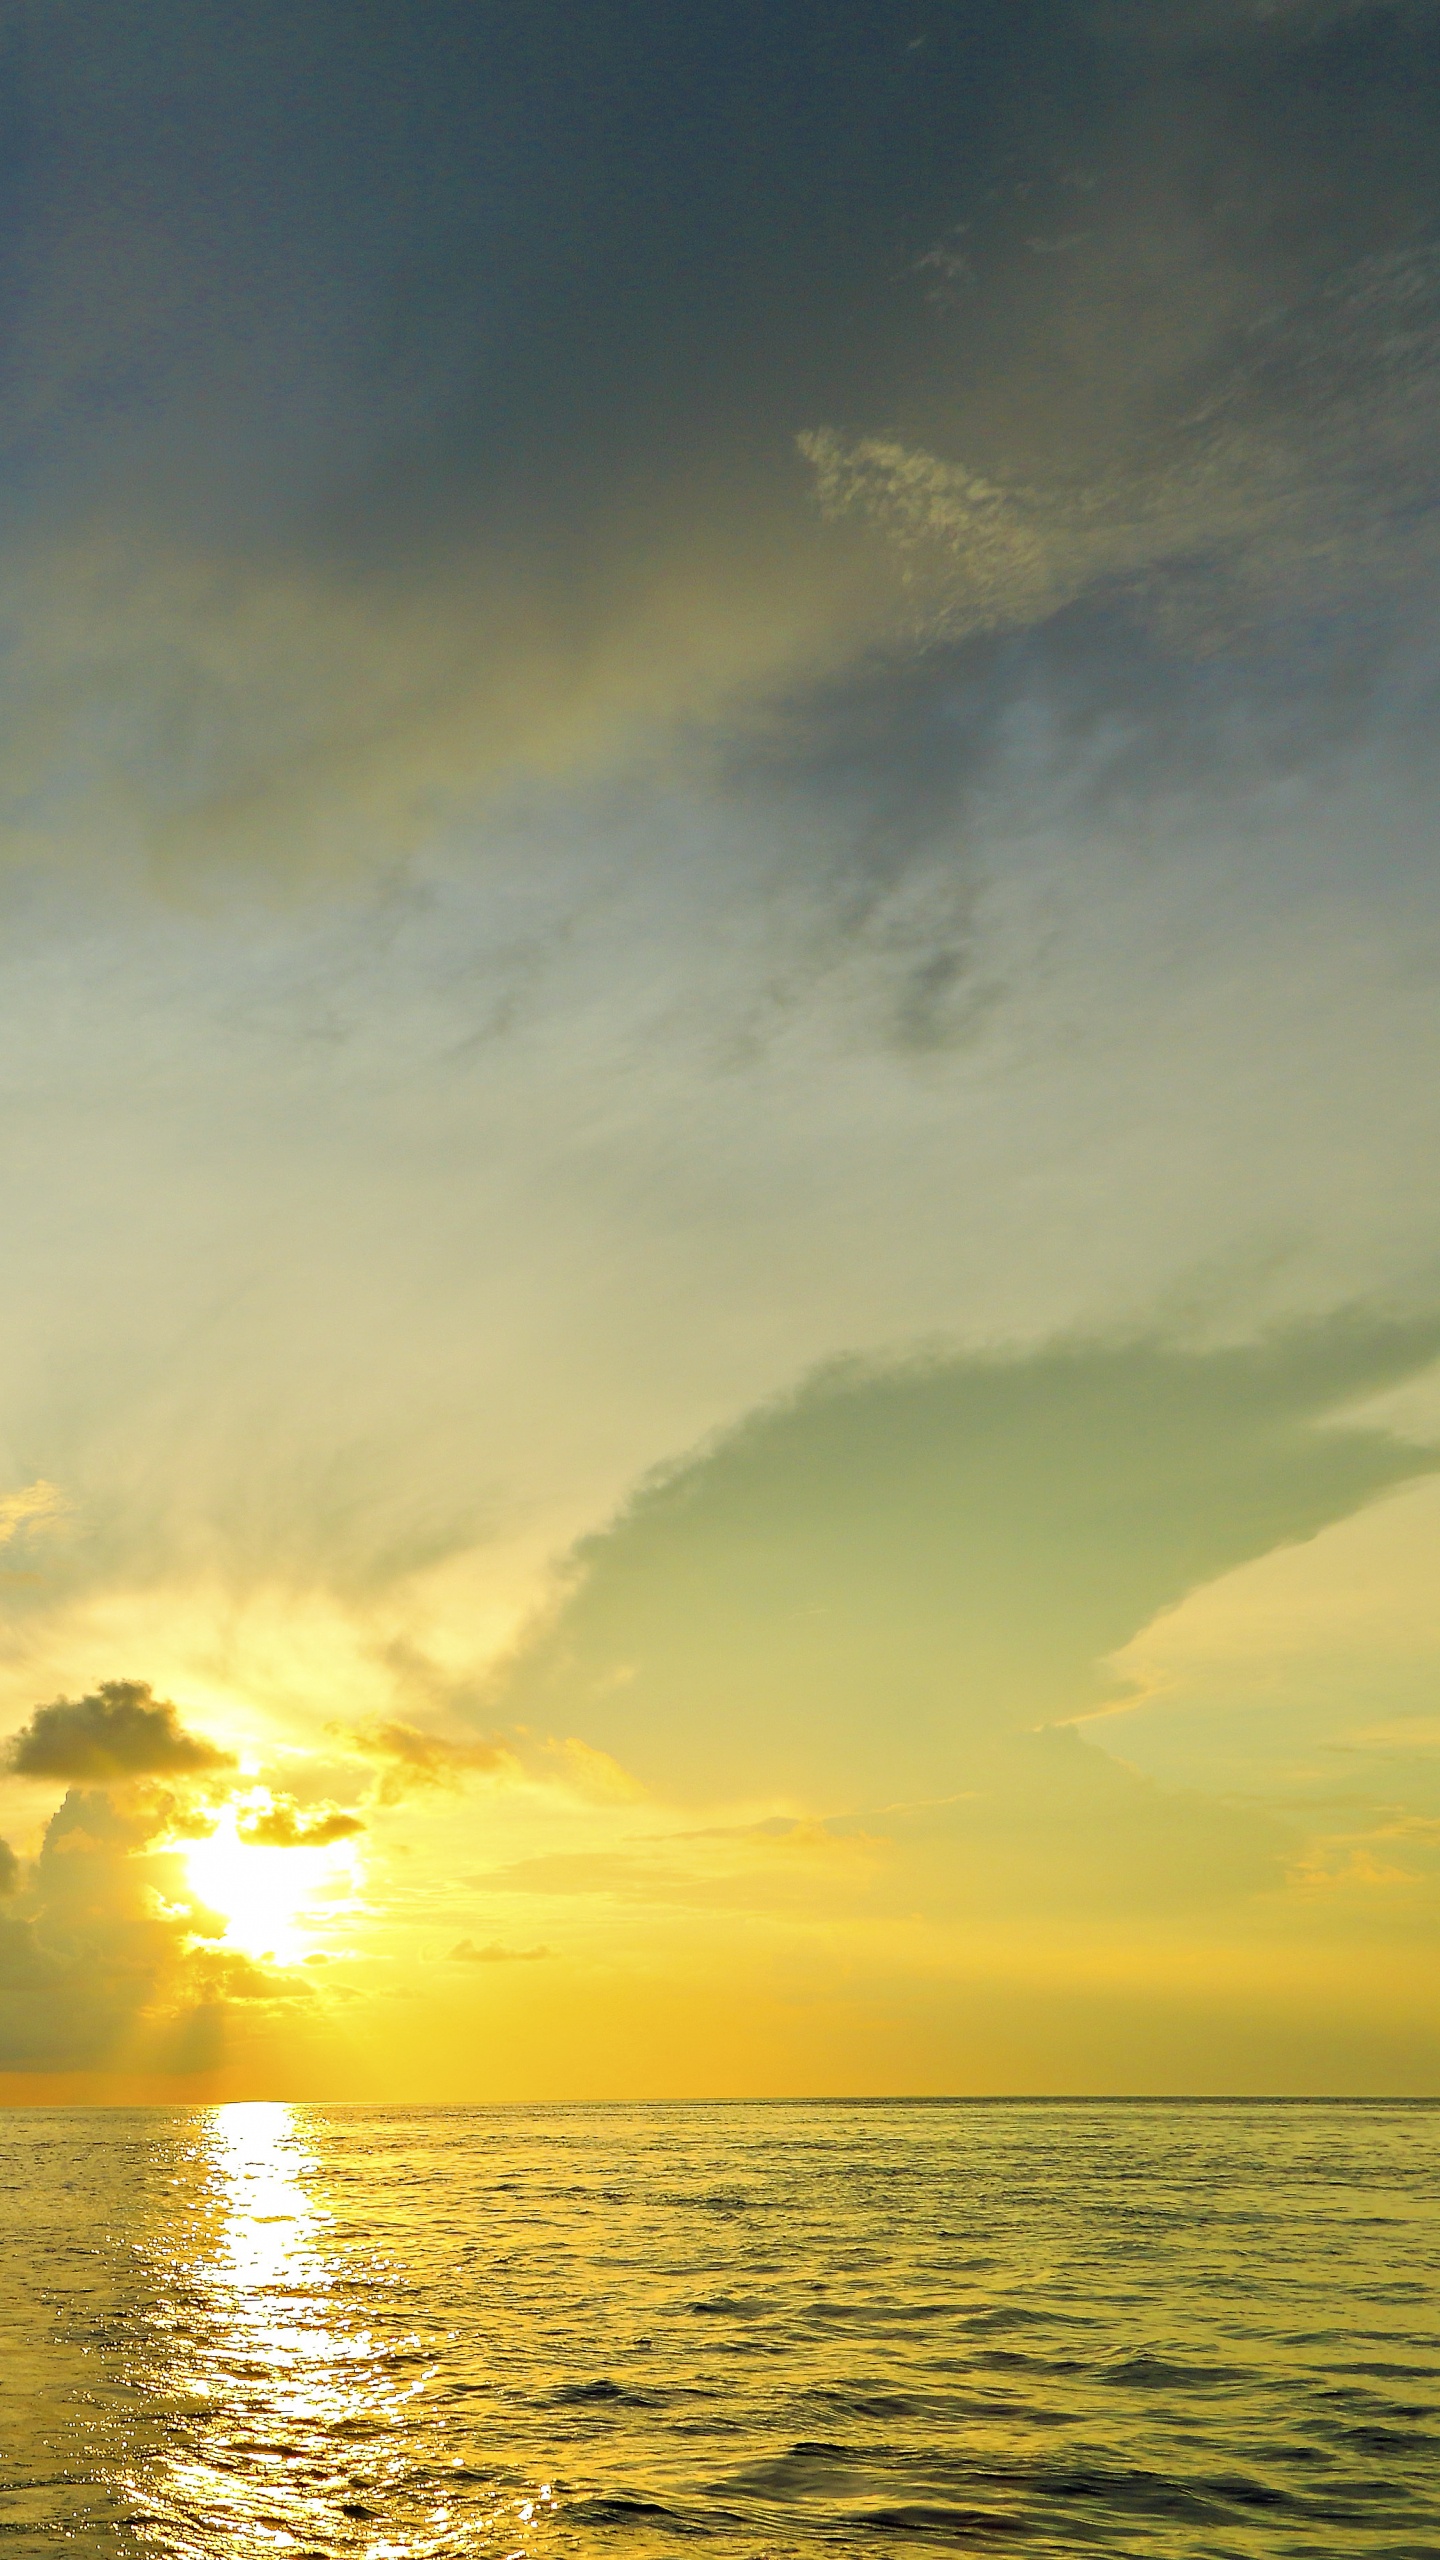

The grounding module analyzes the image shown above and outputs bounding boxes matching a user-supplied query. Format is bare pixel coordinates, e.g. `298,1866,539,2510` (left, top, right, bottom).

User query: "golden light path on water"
130,2105,559,2558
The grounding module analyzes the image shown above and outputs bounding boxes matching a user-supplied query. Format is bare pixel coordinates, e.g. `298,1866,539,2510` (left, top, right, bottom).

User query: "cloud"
0,1481,68,1554
447,1937,553,1963
799,229,1440,648
346,1721,517,1806
0,1772,348,2073
545,1737,649,1801
235,1799,365,1848
0,1838,17,1897
798,431,1059,635
0,1785,234,2070
2,1681,237,1783
493,1315,1440,1806
6,0,1438,892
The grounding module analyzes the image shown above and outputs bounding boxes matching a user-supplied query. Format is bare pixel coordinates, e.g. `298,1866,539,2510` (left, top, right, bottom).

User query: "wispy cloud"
345,1721,518,1806
801,232,1440,647
0,1481,69,1557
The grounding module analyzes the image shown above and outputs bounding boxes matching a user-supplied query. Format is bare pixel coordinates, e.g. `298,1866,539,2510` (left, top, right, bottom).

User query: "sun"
184,1800,360,1965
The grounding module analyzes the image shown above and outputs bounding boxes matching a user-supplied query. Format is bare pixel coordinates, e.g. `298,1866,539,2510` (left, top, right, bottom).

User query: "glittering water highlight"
1,2101,1436,2555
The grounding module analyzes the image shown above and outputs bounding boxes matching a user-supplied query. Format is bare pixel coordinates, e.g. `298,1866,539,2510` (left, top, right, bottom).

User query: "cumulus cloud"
0,1838,17,1896
0,1768,355,2074
2,1681,237,1783
0,1784,266,2071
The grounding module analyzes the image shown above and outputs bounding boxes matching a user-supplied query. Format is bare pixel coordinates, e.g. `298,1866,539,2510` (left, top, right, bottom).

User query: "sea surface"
0,2101,1436,2557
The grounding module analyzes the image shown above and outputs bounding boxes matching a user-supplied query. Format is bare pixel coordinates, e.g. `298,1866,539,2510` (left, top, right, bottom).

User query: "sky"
1,0,1439,2099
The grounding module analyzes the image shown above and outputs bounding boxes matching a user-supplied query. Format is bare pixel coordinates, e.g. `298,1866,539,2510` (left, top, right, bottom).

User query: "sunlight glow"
185,1801,360,1965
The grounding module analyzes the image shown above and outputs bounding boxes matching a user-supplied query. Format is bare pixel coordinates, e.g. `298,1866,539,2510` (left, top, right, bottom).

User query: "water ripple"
0,2100,1436,2556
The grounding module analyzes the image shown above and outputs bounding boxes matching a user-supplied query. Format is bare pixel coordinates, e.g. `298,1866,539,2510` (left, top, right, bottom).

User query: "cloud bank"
0,1785,268,2073
494,1317,1440,1804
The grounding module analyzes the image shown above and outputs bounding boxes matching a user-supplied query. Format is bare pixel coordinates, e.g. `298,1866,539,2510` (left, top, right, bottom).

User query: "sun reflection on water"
132,2105,558,2558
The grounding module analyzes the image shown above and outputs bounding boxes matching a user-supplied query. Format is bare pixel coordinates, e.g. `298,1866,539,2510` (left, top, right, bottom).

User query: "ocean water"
0,2103,1436,2558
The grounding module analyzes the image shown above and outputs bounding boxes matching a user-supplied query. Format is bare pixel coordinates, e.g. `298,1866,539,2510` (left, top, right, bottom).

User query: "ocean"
0,2100,1436,2556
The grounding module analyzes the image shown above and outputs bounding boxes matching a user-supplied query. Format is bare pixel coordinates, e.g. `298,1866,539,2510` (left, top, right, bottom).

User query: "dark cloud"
2,1681,236,1783
492,1314,1440,1803
0,1837,17,1896
235,1800,364,1849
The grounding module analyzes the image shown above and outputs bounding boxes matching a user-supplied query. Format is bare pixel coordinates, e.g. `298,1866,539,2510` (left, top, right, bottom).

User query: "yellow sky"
3,0,1440,2097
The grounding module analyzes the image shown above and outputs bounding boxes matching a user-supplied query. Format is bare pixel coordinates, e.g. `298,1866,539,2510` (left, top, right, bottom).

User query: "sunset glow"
183,1802,361,1968
0,0,1436,2112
